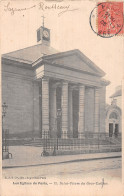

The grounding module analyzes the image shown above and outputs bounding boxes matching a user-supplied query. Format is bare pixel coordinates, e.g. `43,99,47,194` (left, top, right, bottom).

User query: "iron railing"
2,129,9,153
2,129,12,159
41,131,121,155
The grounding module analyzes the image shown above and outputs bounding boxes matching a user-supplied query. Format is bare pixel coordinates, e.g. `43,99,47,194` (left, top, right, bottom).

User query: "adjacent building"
106,85,122,137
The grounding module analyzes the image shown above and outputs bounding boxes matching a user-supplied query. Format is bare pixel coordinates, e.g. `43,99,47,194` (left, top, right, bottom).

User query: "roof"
2,44,106,78
2,44,58,64
110,89,122,98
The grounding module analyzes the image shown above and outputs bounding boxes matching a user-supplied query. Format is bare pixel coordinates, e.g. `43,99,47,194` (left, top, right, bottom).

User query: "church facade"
2,25,110,140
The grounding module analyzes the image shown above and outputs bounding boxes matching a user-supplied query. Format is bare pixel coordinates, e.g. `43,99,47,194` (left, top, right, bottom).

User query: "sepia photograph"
0,0,124,195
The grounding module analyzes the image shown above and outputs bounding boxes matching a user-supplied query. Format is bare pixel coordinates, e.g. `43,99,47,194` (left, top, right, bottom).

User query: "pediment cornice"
41,49,105,77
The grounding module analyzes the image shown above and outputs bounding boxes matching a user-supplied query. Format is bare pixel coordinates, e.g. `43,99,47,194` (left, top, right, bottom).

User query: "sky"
1,0,124,103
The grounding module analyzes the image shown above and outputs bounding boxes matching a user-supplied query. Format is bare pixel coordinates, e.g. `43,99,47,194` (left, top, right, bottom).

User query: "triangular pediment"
42,49,105,77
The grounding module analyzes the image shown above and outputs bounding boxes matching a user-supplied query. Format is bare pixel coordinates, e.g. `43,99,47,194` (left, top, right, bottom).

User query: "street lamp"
57,108,62,118
2,102,8,117
2,102,8,159
41,108,62,156
56,108,62,138
52,109,62,138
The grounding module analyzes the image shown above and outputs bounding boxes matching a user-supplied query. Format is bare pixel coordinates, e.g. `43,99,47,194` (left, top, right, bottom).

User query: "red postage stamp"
97,2,124,37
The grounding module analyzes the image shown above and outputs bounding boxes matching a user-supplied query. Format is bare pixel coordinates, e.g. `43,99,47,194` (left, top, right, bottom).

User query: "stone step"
6,137,121,147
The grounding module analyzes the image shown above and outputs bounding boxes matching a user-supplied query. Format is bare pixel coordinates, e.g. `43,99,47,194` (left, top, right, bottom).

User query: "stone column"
68,86,73,138
50,85,57,138
78,85,85,138
61,81,68,139
99,86,106,133
94,88,100,133
42,77,49,138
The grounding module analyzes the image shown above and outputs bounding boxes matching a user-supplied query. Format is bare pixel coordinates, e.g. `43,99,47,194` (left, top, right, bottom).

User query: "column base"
61,130,68,139
78,132,84,139
94,127,99,133
2,152,12,160
68,130,73,138
42,130,50,139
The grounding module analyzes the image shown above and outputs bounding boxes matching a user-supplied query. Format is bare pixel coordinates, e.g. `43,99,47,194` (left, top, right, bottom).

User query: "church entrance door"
109,123,113,137
115,124,119,137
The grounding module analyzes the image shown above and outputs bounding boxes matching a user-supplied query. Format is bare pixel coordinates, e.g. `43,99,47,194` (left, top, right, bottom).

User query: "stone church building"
2,25,110,140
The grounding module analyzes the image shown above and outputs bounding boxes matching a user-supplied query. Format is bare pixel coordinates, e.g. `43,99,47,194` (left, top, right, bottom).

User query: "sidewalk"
2,146,121,168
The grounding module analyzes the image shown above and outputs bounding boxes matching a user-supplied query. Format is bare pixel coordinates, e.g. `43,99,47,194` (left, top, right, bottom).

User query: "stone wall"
2,63,40,138
99,87,106,132
2,60,107,139
85,87,95,132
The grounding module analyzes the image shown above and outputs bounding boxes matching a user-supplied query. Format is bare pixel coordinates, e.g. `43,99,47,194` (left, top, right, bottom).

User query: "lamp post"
53,108,61,153
2,102,8,159
57,108,62,117
56,108,62,138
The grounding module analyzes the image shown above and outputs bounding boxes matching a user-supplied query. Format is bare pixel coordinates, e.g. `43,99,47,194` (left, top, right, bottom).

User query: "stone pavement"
2,146,121,168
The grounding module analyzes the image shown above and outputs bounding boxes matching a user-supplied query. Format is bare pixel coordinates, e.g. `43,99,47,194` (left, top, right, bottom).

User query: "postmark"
90,2,124,38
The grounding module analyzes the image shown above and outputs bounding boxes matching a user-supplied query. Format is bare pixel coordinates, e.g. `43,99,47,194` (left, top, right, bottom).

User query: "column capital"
61,80,68,85
94,87,100,90
79,84,85,89
42,76,49,81
68,85,74,91
94,87,100,97
52,82,61,89
69,84,79,91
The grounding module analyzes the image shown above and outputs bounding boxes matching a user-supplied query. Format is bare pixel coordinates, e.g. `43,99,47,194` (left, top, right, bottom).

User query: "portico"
35,49,109,139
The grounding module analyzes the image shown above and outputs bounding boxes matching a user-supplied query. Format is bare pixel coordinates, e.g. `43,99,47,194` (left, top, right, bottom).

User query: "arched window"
109,112,118,119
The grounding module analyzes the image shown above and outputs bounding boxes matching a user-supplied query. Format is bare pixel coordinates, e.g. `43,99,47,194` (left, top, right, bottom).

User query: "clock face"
43,30,49,38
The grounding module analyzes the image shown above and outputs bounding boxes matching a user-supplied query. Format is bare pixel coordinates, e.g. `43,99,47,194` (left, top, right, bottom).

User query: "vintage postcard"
0,0,124,195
